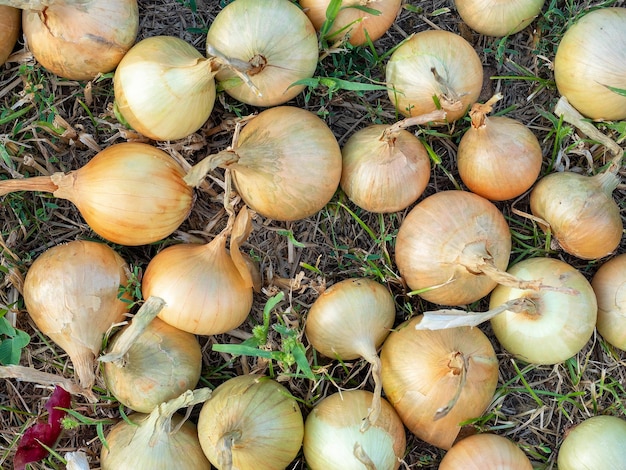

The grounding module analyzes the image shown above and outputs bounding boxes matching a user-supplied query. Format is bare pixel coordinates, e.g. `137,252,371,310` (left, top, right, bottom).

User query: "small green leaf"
604,84,626,97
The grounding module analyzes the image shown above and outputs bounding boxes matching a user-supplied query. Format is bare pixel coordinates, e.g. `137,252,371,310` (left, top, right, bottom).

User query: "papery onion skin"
23,240,130,390
554,7,626,121
22,0,139,81
102,317,202,413
303,390,407,470
489,257,597,365
340,124,431,213
141,235,253,336
299,0,402,46
439,433,533,469
386,30,483,123
457,115,542,201
114,36,217,141
529,171,622,260
395,190,512,306
0,6,20,65
454,0,545,37
207,0,318,107
228,106,342,221
197,374,304,470
592,254,626,351
557,415,626,470
101,412,211,470
380,316,499,450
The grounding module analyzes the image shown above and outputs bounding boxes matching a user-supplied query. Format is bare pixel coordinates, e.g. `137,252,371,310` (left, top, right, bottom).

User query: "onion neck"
469,93,503,129
434,351,469,420
207,44,263,99
183,150,240,188
431,67,463,114
217,430,242,470
353,443,376,470
380,109,447,144
593,169,621,197
0,0,90,9
0,174,60,196
360,352,383,433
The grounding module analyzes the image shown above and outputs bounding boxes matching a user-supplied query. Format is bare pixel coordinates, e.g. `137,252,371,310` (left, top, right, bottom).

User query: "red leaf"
14,386,71,470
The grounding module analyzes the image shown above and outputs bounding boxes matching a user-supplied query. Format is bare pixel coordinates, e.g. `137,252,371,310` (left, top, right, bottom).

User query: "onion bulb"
439,433,533,469
457,94,542,201
554,7,626,121
114,36,218,141
0,6,20,65
197,374,304,470
100,297,202,413
303,390,406,470
454,0,545,37
101,388,212,470
395,190,546,306
529,169,623,260
206,0,318,107
10,0,139,80
380,316,499,449
185,106,342,222
591,254,626,351
305,278,395,429
557,415,626,470
340,110,444,213
23,240,130,390
0,142,194,246
299,0,402,46
489,257,597,365
386,30,483,123
141,206,254,336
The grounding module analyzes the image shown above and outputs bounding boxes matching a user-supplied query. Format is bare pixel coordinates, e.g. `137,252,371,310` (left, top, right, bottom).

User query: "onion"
0,6,20,65
439,433,533,469
529,169,622,260
395,190,545,306
101,388,212,470
340,110,444,213
454,0,545,37
23,240,130,390
557,415,626,470
303,390,406,470
299,0,402,46
489,257,597,365
4,0,139,81
185,106,342,222
100,297,202,413
196,374,304,470
206,0,319,107
114,36,218,141
592,254,626,351
141,206,254,336
0,142,194,246
386,30,483,123
554,7,626,121
305,278,396,429
380,316,499,449
457,94,542,201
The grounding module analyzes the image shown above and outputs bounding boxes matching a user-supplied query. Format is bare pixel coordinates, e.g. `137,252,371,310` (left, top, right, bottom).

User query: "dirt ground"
1,0,626,469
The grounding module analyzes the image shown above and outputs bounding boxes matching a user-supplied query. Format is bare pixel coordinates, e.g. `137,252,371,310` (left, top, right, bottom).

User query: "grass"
1,0,625,469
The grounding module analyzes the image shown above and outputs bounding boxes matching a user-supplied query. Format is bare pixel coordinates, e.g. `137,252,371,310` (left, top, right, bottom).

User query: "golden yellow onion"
0,142,194,246
457,94,542,201
529,170,622,260
439,433,533,469
206,0,319,107
591,254,626,351
19,0,138,80
141,207,254,336
197,375,304,470
303,390,406,470
23,240,130,390
380,316,499,450
0,6,20,65
300,0,402,46
185,106,342,222
114,36,217,141
489,257,597,365
454,0,545,37
554,7,626,121
386,30,483,123
340,110,444,213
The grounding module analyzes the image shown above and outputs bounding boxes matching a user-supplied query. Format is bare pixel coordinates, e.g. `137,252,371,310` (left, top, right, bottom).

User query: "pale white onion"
454,0,545,37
